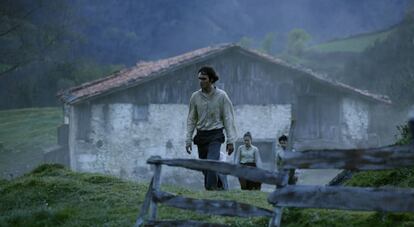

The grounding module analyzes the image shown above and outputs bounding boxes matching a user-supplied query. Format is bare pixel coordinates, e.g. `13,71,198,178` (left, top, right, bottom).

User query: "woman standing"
234,132,262,190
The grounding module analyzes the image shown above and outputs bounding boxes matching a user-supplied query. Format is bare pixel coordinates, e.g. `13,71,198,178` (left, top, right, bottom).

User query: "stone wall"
69,103,291,188
341,97,369,148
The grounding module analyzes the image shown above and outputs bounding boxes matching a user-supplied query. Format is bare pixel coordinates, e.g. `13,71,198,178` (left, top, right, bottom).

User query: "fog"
1,0,413,190
74,0,408,61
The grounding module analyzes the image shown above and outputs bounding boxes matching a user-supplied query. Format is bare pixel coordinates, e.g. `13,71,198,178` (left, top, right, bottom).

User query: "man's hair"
198,66,219,83
278,135,288,142
243,131,252,140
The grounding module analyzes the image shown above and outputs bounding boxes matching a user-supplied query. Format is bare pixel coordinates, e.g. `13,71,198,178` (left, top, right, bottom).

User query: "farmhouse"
57,44,391,186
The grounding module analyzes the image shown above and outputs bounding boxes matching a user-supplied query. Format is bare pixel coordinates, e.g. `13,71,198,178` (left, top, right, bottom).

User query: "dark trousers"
288,169,297,185
238,163,262,190
197,142,221,190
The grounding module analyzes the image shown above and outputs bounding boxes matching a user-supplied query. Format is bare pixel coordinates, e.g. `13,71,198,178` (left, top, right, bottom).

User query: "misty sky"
71,0,410,61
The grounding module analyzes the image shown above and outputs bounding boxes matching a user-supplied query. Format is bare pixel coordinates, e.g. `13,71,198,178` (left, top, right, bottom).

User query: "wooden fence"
135,156,284,226
135,142,414,227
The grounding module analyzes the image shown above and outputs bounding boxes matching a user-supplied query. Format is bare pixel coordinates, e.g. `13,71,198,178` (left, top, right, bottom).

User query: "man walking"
186,66,237,190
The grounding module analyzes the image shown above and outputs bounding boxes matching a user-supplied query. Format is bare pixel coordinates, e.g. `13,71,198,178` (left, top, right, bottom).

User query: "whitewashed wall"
234,104,291,140
68,100,371,188
70,103,292,188
341,97,369,147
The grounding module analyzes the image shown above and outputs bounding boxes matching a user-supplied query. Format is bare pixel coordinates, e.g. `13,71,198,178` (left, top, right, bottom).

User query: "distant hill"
308,27,396,53
0,0,408,110
284,25,401,82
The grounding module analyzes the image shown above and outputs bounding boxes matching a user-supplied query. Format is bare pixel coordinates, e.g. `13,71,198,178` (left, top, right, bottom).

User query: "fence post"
149,163,162,220
269,207,283,227
269,170,289,227
409,117,414,144
269,118,295,227
135,178,154,227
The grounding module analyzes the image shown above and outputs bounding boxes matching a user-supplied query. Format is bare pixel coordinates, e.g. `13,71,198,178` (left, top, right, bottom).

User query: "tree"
238,36,253,49
340,15,414,107
286,28,311,57
260,32,276,54
0,0,81,78
0,0,122,109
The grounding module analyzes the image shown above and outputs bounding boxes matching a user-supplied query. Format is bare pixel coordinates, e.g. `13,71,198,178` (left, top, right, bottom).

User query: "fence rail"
268,185,414,212
147,156,285,186
136,156,278,227
137,142,414,226
281,144,414,170
153,190,274,217
144,220,228,227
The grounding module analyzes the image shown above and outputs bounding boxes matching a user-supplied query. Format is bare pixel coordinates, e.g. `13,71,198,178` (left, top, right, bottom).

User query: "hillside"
0,108,61,153
280,28,396,80
0,107,61,179
1,108,414,226
0,0,408,110
2,164,414,226
0,164,272,226
307,27,396,53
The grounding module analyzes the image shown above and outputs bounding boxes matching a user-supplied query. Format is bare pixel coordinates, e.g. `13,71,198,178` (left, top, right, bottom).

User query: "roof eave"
61,44,238,105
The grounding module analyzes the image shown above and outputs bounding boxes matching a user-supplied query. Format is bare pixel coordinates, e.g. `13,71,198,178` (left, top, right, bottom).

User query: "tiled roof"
58,44,391,105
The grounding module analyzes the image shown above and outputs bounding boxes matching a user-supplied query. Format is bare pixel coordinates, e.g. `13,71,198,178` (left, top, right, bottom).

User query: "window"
76,103,91,140
133,105,149,122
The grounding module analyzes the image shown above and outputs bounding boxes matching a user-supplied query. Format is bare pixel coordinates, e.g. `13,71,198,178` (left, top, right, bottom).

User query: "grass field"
0,107,62,153
0,107,62,179
308,28,394,53
1,108,414,226
2,164,414,227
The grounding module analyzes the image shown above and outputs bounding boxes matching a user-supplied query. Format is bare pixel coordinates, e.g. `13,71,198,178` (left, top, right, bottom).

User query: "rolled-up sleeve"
186,94,197,145
222,93,238,144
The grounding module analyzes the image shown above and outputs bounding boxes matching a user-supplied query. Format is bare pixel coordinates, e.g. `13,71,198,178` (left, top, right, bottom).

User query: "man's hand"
185,144,192,155
226,143,234,155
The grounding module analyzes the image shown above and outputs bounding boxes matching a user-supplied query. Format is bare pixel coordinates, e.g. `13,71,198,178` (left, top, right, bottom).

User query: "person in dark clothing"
185,66,238,190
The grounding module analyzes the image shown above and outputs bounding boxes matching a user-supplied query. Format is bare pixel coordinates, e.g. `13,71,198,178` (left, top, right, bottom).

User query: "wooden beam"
152,190,273,217
135,178,154,227
147,156,284,185
149,163,162,220
269,170,289,227
268,185,414,212
281,144,414,170
144,220,229,227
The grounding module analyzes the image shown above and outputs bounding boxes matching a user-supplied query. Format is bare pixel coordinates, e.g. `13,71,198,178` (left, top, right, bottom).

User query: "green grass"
0,164,272,226
308,29,394,53
0,64,12,73
1,109,413,226
335,167,414,227
1,164,414,226
0,107,61,153
345,168,414,188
